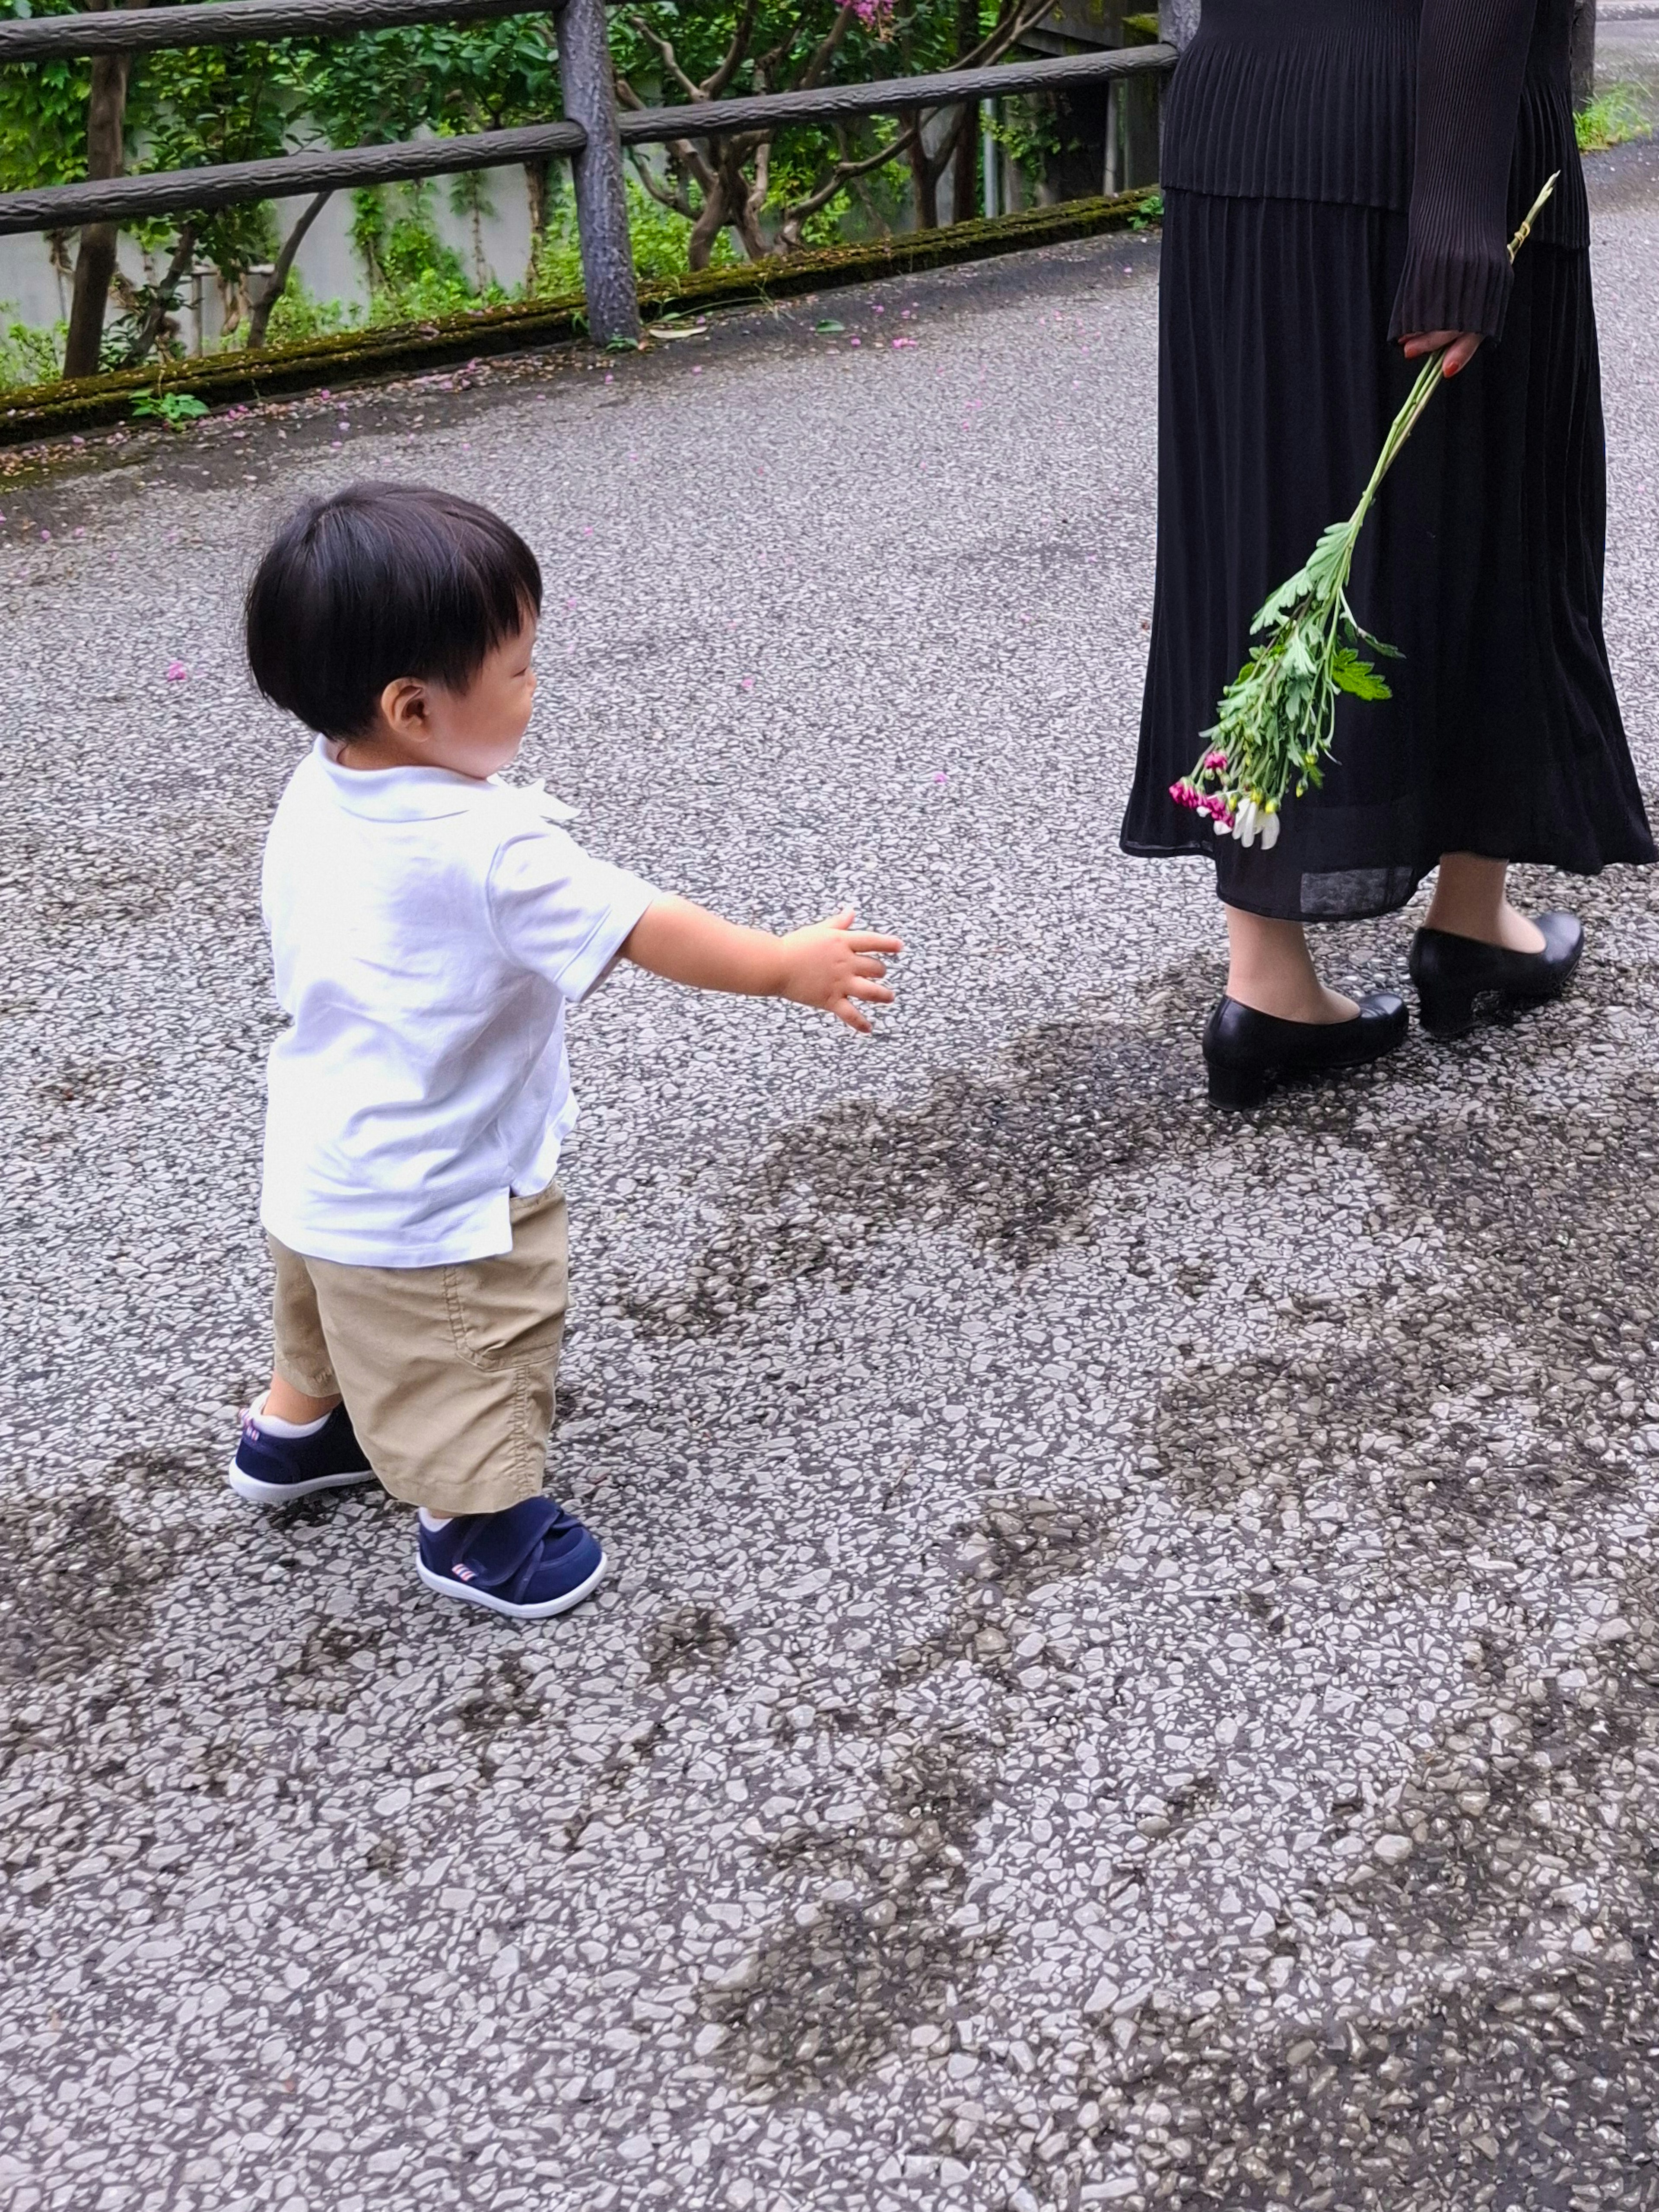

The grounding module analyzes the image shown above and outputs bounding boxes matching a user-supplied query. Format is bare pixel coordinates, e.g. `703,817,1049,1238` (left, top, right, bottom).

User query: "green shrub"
0,307,63,389
1576,83,1655,154
526,174,737,298
263,276,362,347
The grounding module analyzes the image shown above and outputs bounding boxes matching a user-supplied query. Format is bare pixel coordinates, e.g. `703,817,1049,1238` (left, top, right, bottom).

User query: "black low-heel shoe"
1407,912,1583,1040
1201,992,1408,1109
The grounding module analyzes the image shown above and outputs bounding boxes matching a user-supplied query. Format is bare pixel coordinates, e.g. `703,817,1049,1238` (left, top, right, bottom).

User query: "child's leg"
264,1375,342,1426
302,1184,605,1619
228,1240,375,1501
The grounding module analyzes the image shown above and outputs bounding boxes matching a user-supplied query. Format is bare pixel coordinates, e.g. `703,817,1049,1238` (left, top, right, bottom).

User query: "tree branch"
784,1,859,95
700,0,760,100
121,220,196,367
784,118,918,225
627,146,695,219
624,10,704,104
246,186,331,350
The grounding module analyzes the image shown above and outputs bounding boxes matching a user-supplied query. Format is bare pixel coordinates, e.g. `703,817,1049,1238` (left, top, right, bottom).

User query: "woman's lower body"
1120,190,1654,1097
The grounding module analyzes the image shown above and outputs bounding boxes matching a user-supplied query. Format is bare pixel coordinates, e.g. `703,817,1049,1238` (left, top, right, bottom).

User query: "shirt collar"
310,735,498,821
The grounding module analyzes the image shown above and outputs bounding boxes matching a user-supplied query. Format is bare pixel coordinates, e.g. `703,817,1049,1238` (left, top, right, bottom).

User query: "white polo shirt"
260,741,656,1267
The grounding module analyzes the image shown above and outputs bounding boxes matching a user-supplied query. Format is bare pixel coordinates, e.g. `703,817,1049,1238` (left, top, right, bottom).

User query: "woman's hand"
1400,329,1484,377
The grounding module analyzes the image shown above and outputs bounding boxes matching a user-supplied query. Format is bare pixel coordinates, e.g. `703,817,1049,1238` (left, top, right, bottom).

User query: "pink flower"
165,661,188,681
1203,749,1228,772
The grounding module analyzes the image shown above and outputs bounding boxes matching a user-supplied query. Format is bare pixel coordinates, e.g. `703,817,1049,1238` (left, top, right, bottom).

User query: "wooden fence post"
559,0,641,345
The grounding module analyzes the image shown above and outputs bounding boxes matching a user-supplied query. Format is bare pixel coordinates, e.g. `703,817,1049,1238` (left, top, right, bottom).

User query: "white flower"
1260,811,1281,852
1234,797,1261,847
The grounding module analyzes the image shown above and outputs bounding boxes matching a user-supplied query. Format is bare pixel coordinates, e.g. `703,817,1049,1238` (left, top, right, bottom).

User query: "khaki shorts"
268,1183,568,1518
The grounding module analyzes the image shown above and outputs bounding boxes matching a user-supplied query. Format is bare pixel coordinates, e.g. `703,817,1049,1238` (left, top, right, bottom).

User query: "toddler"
230,482,899,1618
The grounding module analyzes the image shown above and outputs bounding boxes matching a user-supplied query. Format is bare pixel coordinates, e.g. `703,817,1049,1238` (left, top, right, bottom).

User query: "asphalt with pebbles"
5,142,1659,2212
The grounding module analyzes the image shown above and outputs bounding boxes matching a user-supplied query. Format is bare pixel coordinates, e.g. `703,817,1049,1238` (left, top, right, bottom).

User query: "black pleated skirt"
1120,188,1654,920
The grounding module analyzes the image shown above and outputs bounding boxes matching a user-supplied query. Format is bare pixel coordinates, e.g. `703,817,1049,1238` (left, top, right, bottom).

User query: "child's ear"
379,676,430,739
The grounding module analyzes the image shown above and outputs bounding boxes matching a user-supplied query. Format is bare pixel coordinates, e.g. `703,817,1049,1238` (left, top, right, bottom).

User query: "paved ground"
4,137,1659,2212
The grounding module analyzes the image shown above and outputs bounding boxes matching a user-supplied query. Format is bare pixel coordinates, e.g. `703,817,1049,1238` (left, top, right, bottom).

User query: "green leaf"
1304,518,1354,590
1251,569,1309,631
1347,617,1403,660
1330,648,1391,702
132,391,208,427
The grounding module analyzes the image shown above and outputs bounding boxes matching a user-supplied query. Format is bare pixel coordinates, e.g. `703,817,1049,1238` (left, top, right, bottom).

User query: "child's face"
348,614,538,779
417,616,539,780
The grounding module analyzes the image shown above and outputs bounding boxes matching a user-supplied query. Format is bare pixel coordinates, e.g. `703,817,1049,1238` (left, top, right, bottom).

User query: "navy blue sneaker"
416,1496,609,1620
227,1402,375,1504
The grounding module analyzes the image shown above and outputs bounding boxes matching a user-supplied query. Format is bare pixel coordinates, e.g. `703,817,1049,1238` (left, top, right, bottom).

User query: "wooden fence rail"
0,0,554,64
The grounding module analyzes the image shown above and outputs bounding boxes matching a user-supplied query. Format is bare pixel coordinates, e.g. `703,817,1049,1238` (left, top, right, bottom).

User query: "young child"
231,482,899,1619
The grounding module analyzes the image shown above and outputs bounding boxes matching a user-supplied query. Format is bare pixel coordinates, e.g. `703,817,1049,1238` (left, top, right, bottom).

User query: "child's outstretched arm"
621,899,901,1034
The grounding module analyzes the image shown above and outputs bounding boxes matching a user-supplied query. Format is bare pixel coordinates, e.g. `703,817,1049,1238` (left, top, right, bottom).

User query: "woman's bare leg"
1423,854,1545,952
1225,907,1359,1024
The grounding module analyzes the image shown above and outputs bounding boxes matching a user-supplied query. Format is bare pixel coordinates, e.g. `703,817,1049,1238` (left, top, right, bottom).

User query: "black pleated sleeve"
1389,0,1536,342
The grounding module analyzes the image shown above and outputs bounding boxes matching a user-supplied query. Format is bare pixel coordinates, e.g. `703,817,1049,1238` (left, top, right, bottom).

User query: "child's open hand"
622,894,901,1031
778,907,903,1033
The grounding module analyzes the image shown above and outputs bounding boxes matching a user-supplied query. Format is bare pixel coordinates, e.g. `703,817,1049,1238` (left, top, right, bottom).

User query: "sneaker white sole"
226,1450,377,1504
416,1546,610,1620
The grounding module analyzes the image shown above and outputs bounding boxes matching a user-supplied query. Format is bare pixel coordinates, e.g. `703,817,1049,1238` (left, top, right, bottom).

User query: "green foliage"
351,181,463,298
1576,83,1655,154
131,388,208,427
613,3,1003,258
132,43,294,283
0,0,89,192
530,175,737,296
988,94,1069,191
0,1,1058,373
347,181,514,320
0,304,63,388
261,275,361,348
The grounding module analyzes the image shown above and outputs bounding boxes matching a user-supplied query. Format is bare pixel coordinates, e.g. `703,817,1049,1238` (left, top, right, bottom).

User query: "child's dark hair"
246,482,542,739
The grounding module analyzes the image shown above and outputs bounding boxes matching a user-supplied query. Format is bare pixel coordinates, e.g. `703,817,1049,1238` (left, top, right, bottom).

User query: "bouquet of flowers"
1170,174,1560,853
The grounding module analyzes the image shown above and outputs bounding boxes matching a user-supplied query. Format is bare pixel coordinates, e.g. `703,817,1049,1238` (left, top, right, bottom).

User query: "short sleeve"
1388,0,1534,344
486,823,657,1002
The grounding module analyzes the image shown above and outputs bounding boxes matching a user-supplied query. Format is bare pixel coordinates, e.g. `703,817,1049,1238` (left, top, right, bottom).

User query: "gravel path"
4,148,1659,2212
